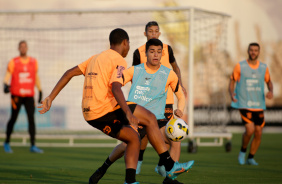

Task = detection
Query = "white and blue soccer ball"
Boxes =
[165,118,189,142]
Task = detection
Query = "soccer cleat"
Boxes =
[155,165,166,177]
[136,161,143,174]
[4,142,13,153]
[89,169,106,184]
[30,145,44,153]
[246,158,259,166]
[163,177,184,184]
[123,182,139,184]
[166,160,194,180]
[238,151,246,165]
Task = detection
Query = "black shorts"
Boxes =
[164,104,174,121]
[239,109,265,127]
[87,102,137,138]
[138,119,169,139]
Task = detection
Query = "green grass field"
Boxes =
[1,133,282,184]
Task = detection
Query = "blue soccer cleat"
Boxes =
[238,151,246,165]
[136,161,143,174]
[30,145,44,153]
[4,142,13,153]
[155,165,166,177]
[166,160,194,180]
[124,182,139,184]
[246,158,258,166]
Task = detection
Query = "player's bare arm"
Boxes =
[170,61,187,97]
[266,80,273,99]
[3,71,11,93]
[174,85,185,118]
[38,66,83,114]
[228,78,237,102]
[112,82,139,129]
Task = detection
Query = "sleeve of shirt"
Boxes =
[78,55,95,75]
[7,59,14,74]
[132,49,141,66]
[122,66,135,85]
[230,63,241,81]
[265,66,271,83]
[166,70,179,92]
[35,59,38,73]
[168,45,176,64]
[110,58,128,85]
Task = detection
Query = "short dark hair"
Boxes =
[146,39,163,52]
[109,28,129,45]
[248,42,260,50]
[19,40,27,47]
[145,21,159,32]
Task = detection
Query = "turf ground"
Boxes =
[1,133,282,184]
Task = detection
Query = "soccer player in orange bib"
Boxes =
[38,29,192,184]
[3,40,43,153]
[229,43,273,165]
[132,21,187,176]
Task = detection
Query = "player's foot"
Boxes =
[163,177,183,184]
[238,151,246,165]
[155,165,166,177]
[166,160,194,180]
[89,168,106,184]
[246,158,258,166]
[4,142,13,153]
[123,182,139,184]
[30,145,43,153]
[136,161,143,174]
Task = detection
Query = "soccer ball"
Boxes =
[165,118,189,142]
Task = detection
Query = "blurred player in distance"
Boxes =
[132,21,187,174]
[229,42,273,165]
[3,40,43,153]
[38,29,192,184]
[90,39,193,184]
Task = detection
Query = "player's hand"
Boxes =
[38,96,52,114]
[231,93,237,102]
[38,91,42,103]
[126,111,139,130]
[266,91,273,99]
[174,109,183,118]
[181,85,188,98]
[3,83,10,94]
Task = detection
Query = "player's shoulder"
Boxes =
[138,44,146,52]
[259,61,267,68]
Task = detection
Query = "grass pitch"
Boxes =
[0,133,282,184]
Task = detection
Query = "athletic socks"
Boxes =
[240,147,247,153]
[138,149,145,161]
[100,157,113,172]
[158,151,174,171]
[125,168,136,183]
[248,153,254,159]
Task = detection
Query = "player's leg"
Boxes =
[4,96,22,153]
[133,105,194,180]
[88,104,140,184]
[155,124,184,184]
[238,109,255,165]
[24,97,43,153]
[136,135,148,174]
[246,111,264,165]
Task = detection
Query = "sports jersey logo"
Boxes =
[160,70,167,75]
[88,72,98,76]
[103,126,111,134]
[83,106,90,112]
[145,77,151,80]
[116,65,125,78]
